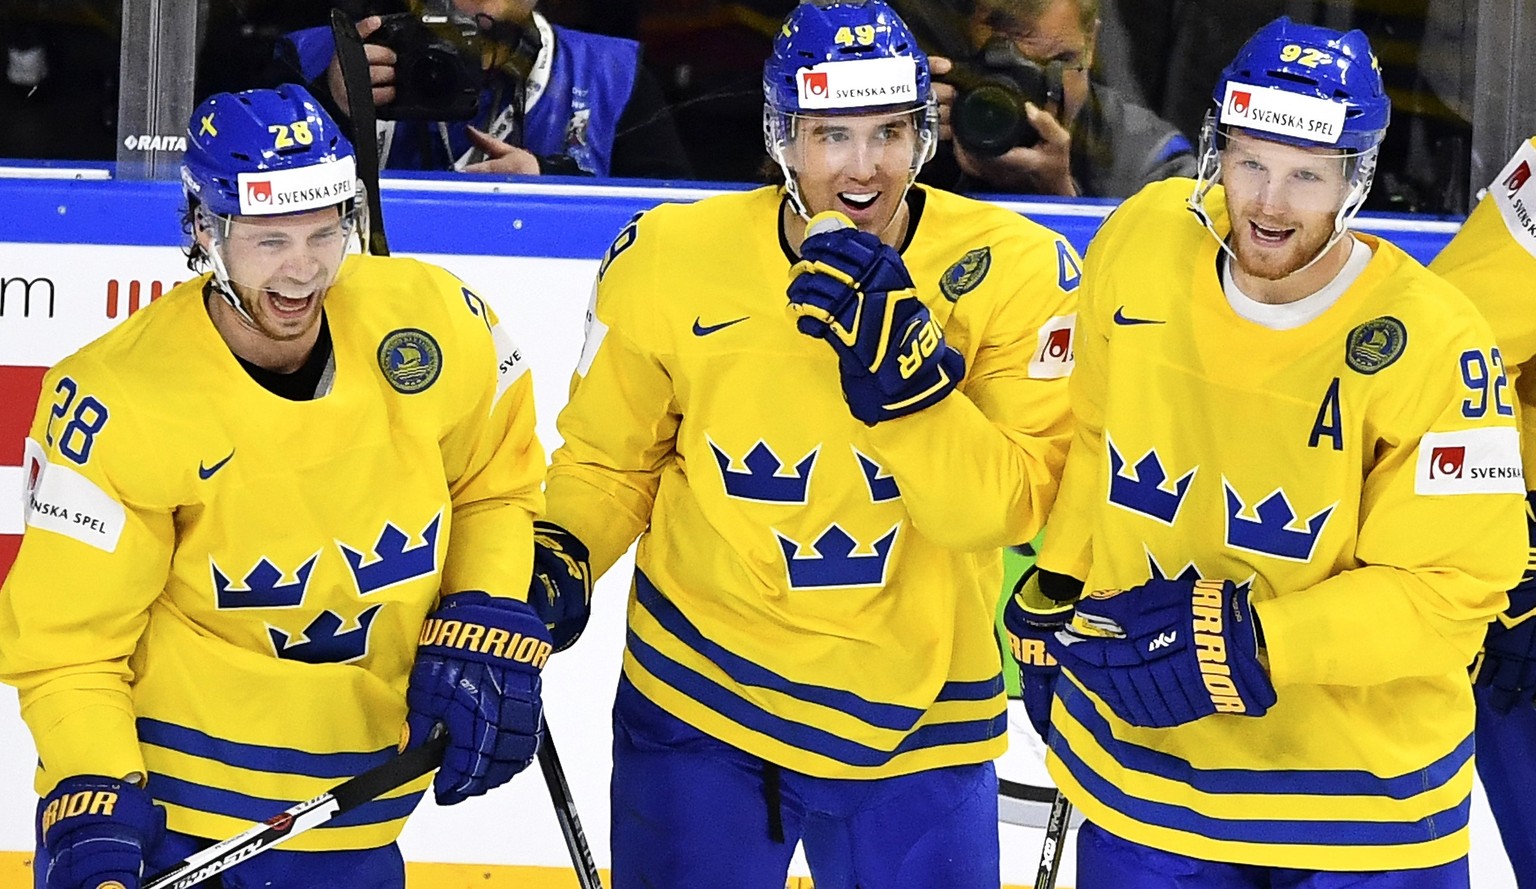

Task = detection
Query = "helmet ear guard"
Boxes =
[762,0,937,222]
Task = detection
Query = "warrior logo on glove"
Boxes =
[1052,577,1275,728]
[787,211,965,424]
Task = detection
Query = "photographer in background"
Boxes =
[274,0,692,178]
[924,0,1193,198]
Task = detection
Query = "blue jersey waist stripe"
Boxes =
[138,717,396,780]
[146,772,425,829]
[936,674,1005,702]
[1052,727,1472,846]
[1056,676,1474,799]
[635,571,927,731]
[626,628,1005,768]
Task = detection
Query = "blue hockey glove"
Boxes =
[407,591,553,806]
[527,521,594,652]
[39,775,164,889]
[1002,565,1081,740]
[1472,493,1536,714]
[787,216,964,425]
[1049,578,1275,729]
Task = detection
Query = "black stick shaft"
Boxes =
[145,732,446,889]
[1033,791,1072,889]
[538,724,604,889]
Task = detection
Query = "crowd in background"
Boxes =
[0,0,1475,212]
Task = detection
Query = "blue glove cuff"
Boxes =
[528,522,594,652]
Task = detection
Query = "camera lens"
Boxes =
[955,84,1039,157]
[407,48,460,102]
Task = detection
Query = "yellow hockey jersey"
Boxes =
[0,255,545,850]
[1430,135,1536,482]
[1038,178,1526,869]
[545,185,1079,779]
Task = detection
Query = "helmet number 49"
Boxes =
[834,25,877,47]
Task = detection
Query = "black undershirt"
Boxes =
[235,313,334,402]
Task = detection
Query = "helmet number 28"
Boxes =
[834,25,876,47]
[268,121,315,149]
[1279,44,1332,68]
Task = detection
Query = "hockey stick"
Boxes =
[1033,790,1072,889]
[538,723,605,889]
[144,728,447,889]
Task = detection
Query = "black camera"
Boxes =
[366,12,482,121]
[946,37,1064,157]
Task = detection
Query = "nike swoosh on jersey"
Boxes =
[199,451,235,480]
[693,316,749,336]
[1112,307,1165,326]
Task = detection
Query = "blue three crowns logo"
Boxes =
[709,439,902,589]
[1104,436,1334,561]
[212,512,443,663]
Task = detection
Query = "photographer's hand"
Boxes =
[462,126,541,175]
[954,102,1077,197]
[326,16,397,113]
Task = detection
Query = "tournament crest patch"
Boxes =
[378,328,443,393]
[939,247,992,302]
[1344,316,1407,375]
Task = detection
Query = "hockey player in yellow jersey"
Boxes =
[1008,17,1528,889]
[1429,136,1536,887]
[521,1,1080,886]
[0,84,551,889]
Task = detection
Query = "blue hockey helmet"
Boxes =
[764,0,937,219]
[181,84,362,325]
[1211,16,1389,154]
[1190,17,1390,263]
[764,0,933,117]
[182,83,359,220]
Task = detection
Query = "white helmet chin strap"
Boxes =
[196,208,261,329]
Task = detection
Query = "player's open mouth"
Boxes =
[1249,221,1293,246]
[838,191,879,213]
[266,291,314,317]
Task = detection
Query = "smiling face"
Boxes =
[200,205,354,347]
[1220,129,1353,283]
[785,109,923,236]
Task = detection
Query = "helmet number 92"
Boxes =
[1279,44,1333,68]
[834,25,877,47]
[268,121,315,149]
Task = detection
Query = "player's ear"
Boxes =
[192,204,215,250]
